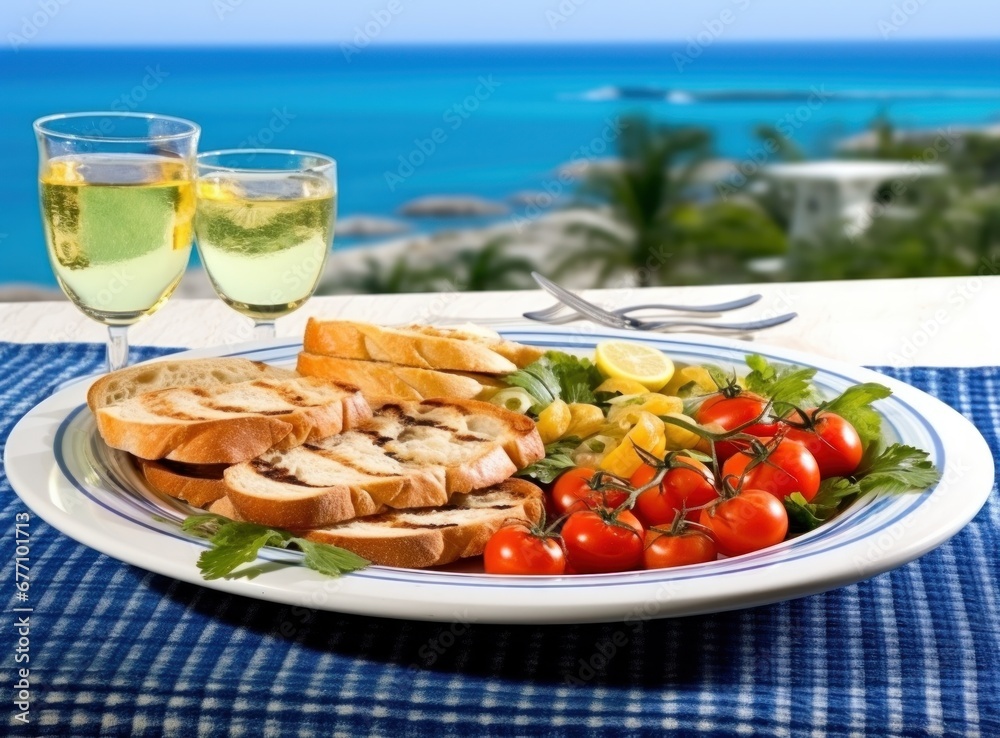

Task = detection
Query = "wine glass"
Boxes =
[193,149,337,339]
[34,112,200,372]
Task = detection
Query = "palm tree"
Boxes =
[554,115,785,286]
[453,236,536,291]
[553,117,710,286]
[319,255,452,295]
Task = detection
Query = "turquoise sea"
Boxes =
[2,42,999,288]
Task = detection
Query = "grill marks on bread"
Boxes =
[298,479,546,568]
[262,402,495,485]
[221,398,545,529]
[135,378,357,422]
[94,375,371,465]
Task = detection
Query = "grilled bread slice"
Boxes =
[139,458,230,508]
[302,319,543,374]
[88,358,296,412]
[96,376,372,465]
[206,495,241,518]
[222,398,545,529]
[296,353,505,401]
[302,479,544,568]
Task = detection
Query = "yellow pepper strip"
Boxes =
[607,393,684,429]
[661,412,704,451]
[565,403,606,440]
[661,365,720,397]
[599,411,666,478]
[536,399,572,444]
[594,377,651,396]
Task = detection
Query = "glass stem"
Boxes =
[106,325,130,372]
[254,319,276,340]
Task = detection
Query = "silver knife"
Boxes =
[530,272,640,329]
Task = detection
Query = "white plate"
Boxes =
[5,328,994,624]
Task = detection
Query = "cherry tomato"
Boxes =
[561,510,644,573]
[630,458,717,527]
[698,489,789,557]
[484,525,566,575]
[643,528,717,569]
[784,410,863,478]
[551,467,627,515]
[695,392,779,461]
[722,436,821,502]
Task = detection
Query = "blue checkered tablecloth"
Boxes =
[1,341,997,737]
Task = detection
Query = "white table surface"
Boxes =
[0,275,995,367]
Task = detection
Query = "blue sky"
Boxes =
[3,0,999,46]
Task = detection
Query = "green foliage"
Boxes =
[320,235,537,295]
[821,383,893,450]
[743,354,818,407]
[182,514,369,580]
[784,443,940,534]
[322,114,1000,295]
[452,236,536,291]
[554,115,787,287]
[320,255,451,295]
[505,351,604,410]
[517,437,582,483]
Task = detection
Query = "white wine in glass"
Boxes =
[194,150,337,339]
[35,112,199,372]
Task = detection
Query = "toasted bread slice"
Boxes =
[302,479,544,568]
[88,358,296,412]
[206,495,241,518]
[96,376,371,465]
[296,353,504,401]
[303,319,543,374]
[139,458,229,508]
[223,398,545,529]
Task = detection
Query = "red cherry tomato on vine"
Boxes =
[484,526,566,575]
[643,528,717,569]
[561,510,644,574]
[551,467,627,515]
[783,410,863,478]
[722,436,821,502]
[630,458,717,527]
[698,489,789,557]
[695,392,779,461]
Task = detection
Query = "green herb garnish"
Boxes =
[784,442,941,533]
[743,354,819,407]
[819,382,893,449]
[505,351,603,411]
[182,514,369,580]
[516,436,582,483]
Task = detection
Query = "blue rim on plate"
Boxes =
[5,327,990,622]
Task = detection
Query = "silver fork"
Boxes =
[632,313,797,332]
[523,293,761,323]
[527,272,793,332]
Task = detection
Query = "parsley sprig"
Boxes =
[819,382,893,449]
[182,514,370,580]
[742,354,819,408]
[784,442,941,533]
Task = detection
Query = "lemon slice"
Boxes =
[595,341,675,391]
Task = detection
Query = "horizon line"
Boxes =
[3,38,1000,52]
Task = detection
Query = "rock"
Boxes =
[398,196,509,217]
[554,157,621,180]
[337,215,411,238]
[507,190,561,208]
